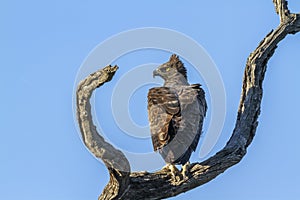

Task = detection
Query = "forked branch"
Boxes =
[76,1,300,199]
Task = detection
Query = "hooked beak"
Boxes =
[153,69,159,78]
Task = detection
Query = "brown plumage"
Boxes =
[148,55,207,169]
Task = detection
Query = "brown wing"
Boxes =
[147,87,181,151]
[187,84,207,152]
[173,84,207,155]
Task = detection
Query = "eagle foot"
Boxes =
[181,161,190,180]
[162,164,179,178]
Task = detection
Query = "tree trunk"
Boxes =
[76,1,300,199]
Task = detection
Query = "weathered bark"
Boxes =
[76,66,130,199]
[76,1,300,199]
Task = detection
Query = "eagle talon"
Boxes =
[181,161,190,180]
[162,164,179,178]
[162,164,170,171]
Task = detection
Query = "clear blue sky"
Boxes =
[1,1,300,200]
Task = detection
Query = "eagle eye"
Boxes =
[166,67,170,72]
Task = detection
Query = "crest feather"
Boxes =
[168,54,187,79]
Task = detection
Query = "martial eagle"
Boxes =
[147,54,207,178]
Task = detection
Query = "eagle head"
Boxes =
[153,54,187,80]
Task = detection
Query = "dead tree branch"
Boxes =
[76,1,300,199]
[76,66,130,199]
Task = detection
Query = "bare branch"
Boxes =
[273,0,290,22]
[76,2,300,199]
[76,65,130,199]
